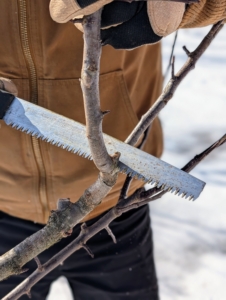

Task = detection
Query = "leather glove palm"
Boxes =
[0,78,18,96]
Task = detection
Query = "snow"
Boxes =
[47,26,226,299]
[150,25,226,300]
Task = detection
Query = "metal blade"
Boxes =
[2,97,205,200]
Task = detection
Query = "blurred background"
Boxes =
[47,26,226,299]
[151,25,226,300]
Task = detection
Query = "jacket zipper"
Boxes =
[18,0,49,222]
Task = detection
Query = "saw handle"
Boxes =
[0,90,15,119]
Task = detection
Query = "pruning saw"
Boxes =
[0,90,205,200]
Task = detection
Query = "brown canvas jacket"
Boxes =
[0,0,163,224]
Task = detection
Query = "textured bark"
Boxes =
[81,9,116,177]
[0,10,118,283]
[4,132,226,300]
[2,22,225,299]
[125,21,224,147]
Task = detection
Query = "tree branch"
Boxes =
[125,21,224,147]
[0,10,118,283]
[119,133,226,210]
[164,31,178,80]
[2,22,225,299]
[5,131,226,300]
[81,9,116,176]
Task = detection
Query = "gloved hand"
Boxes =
[0,77,18,96]
[50,0,185,49]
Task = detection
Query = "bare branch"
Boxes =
[119,175,133,200]
[5,130,226,299]
[183,45,191,56]
[0,10,119,283]
[164,31,178,80]
[125,21,224,147]
[2,22,225,299]
[105,226,117,244]
[81,9,116,176]
[118,132,226,210]
[119,126,151,201]
[17,268,29,275]
[171,56,175,79]
[34,257,44,272]
[4,130,226,300]
[82,244,94,258]
[181,133,226,173]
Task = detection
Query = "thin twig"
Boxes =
[171,56,175,79]
[0,10,118,283]
[81,9,115,175]
[118,132,226,210]
[164,31,178,80]
[119,176,133,200]
[125,21,224,147]
[119,126,151,201]
[182,134,226,173]
[82,244,94,258]
[2,22,224,299]
[5,131,226,300]
[105,226,117,244]
[34,257,44,272]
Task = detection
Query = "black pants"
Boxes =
[0,205,159,300]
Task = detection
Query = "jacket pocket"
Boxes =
[100,71,139,141]
[38,70,139,141]
[38,71,140,208]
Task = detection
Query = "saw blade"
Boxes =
[2,97,205,200]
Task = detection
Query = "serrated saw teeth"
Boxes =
[3,96,205,201]
[178,190,183,196]
[161,184,166,191]
[138,174,145,181]
[10,117,200,201]
[174,189,179,195]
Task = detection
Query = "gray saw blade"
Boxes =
[2,97,205,200]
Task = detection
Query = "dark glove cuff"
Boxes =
[77,0,97,8]
[101,4,162,49]
[0,91,15,119]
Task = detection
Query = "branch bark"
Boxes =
[4,132,226,300]
[81,9,117,176]
[2,22,225,299]
[0,10,118,282]
[1,20,224,287]
[125,21,224,147]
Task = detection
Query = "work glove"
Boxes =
[50,0,185,49]
[0,77,18,96]
[50,0,226,50]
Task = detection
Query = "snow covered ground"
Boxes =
[150,25,226,300]
[47,26,226,299]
